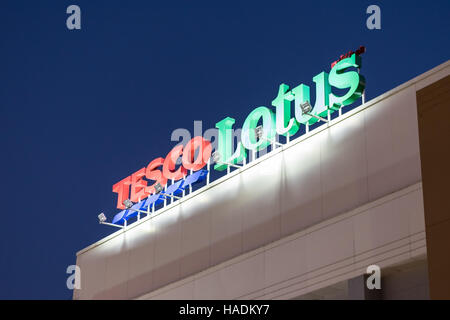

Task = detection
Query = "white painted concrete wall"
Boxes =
[138,183,426,300]
[73,61,450,300]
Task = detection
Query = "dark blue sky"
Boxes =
[0,0,448,299]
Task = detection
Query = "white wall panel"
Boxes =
[264,235,307,287]
[194,269,224,299]
[320,111,369,219]
[364,98,398,200]
[364,85,421,202]
[389,86,422,191]
[209,176,243,265]
[280,133,323,236]
[74,245,107,299]
[215,252,265,299]
[179,193,212,279]
[103,234,128,299]
[125,221,155,299]
[305,218,355,271]
[139,183,426,300]
[353,197,410,255]
[152,206,182,289]
[240,154,282,252]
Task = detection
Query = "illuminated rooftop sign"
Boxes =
[106,53,366,227]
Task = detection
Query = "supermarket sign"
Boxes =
[112,52,365,219]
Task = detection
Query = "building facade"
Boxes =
[74,61,450,300]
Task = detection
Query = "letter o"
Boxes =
[182,136,212,171]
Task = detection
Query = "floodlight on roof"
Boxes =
[99,197,152,229]
[154,182,164,194]
[98,212,124,229]
[255,125,283,147]
[98,212,107,223]
[299,101,329,123]
[123,199,153,216]
[123,199,133,209]
[254,125,264,139]
[300,101,313,114]
[211,151,221,164]
[155,182,181,200]
[211,151,242,169]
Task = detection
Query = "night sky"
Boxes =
[0,0,449,299]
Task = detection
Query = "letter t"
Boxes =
[112,176,132,209]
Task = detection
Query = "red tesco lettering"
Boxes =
[112,136,211,209]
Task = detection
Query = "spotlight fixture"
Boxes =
[97,212,124,229]
[300,101,313,114]
[254,126,264,139]
[99,199,150,230]
[299,101,329,123]
[154,182,181,200]
[154,182,164,194]
[211,151,242,169]
[122,199,151,216]
[255,125,283,147]
[211,151,221,164]
[123,199,133,209]
[98,212,107,223]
